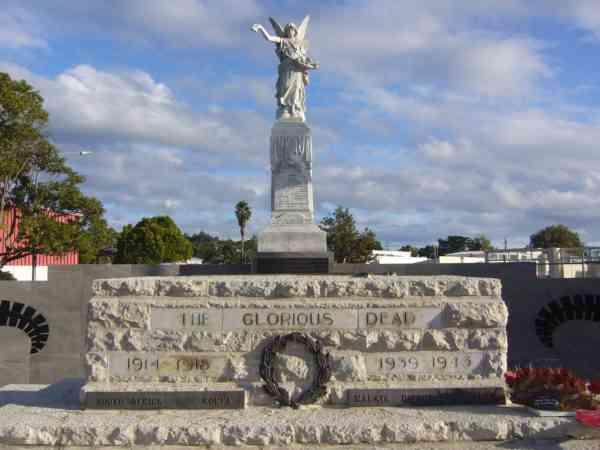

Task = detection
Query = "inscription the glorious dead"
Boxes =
[150,307,443,332]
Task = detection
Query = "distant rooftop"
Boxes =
[444,250,485,258]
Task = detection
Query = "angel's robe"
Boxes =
[275,38,311,120]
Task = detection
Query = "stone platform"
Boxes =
[1,381,600,448]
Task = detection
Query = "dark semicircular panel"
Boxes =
[0,300,49,354]
[535,294,600,348]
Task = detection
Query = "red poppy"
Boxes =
[589,380,600,395]
[556,369,575,386]
[505,371,518,386]
[577,409,600,428]
[519,367,532,378]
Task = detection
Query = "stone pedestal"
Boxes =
[258,224,326,253]
[257,120,328,272]
[266,120,316,227]
[81,275,508,410]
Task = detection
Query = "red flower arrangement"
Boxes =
[505,367,600,411]
[589,380,600,395]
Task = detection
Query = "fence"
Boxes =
[485,247,600,279]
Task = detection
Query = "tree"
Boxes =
[417,245,437,259]
[0,72,105,269]
[234,201,252,264]
[215,239,239,265]
[320,207,358,263]
[472,234,494,252]
[242,235,258,263]
[186,231,220,263]
[319,207,382,263]
[186,231,259,264]
[78,217,118,263]
[437,234,493,255]
[438,235,473,256]
[0,270,15,280]
[216,236,258,264]
[114,216,192,264]
[356,228,383,262]
[530,224,583,249]
[399,245,419,257]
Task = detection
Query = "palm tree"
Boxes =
[235,201,252,263]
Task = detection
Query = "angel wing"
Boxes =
[297,15,310,41]
[269,17,285,37]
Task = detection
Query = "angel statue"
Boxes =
[252,16,319,121]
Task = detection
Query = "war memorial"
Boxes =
[0,15,599,450]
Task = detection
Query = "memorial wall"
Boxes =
[82,275,507,409]
[1,263,598,388]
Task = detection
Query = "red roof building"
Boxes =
[1,208,79,266]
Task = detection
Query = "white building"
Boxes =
[438,250,486,264]
[1,265,48,281]
[369,250,428,264]
[486,249,543,263]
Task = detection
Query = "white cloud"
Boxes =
[4,1,600,246]
[420,138,456,162]
[0,63,270,164]
[310,1,551,99]
[1,0,263,49]
[491,182,525,210]
[106,0,263,47]
[0,10,47,49]
[313,94,600,246]
[69,143,269,236]
[164,199,181,210]
[547,0,600,41]
[452,37,551,97]
[0,62,273,236]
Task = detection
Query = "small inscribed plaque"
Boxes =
[84,391,245,410]
[346,388,505,407]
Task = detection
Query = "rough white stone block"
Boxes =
[83,275,508,407]
[258,224,327,252]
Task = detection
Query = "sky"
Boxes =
[2,1,600,248]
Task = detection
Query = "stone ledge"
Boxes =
[92,275,502,299]
[89,296,504,305]
[82,371,508,398]
[3,443,600,450]
[81,379,507,406]
[1,383,596,447]
[81,378,506,392]
[2,441,600,449]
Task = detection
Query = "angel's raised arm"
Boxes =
[251,22,282,44]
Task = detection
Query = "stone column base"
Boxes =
[256,224,330,273]
[257,224,327,253]
[253,251,332,274]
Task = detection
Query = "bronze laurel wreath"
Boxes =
[259,332,331,409]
